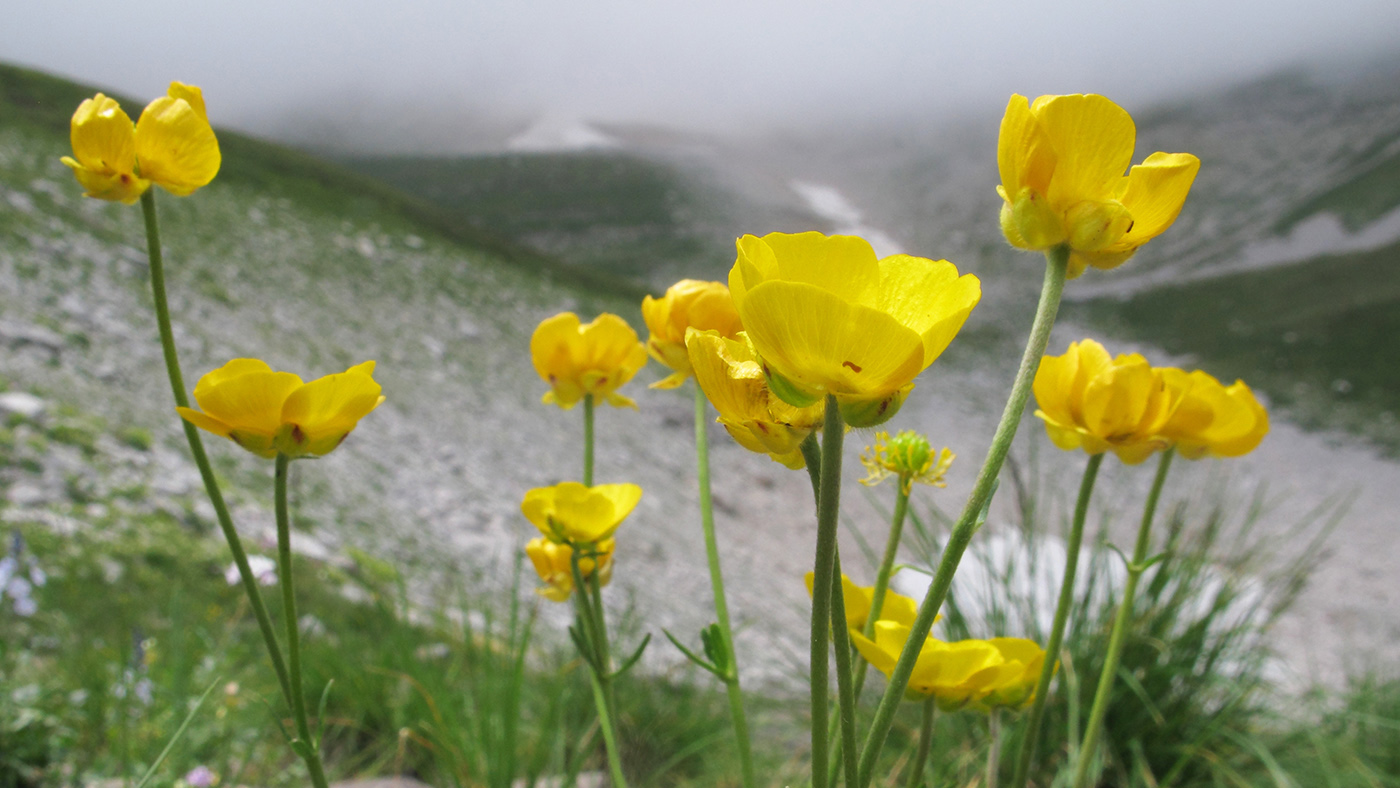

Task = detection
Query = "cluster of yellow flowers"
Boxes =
[853,625,1045,711]
[521,482,641,600]
[1033,339,1269,465]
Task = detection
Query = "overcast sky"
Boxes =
[5,0,1399,150]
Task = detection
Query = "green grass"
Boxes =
[341,152,737,283]
[1074,237,1400,453]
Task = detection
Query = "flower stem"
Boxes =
[138,190,293,707]
[583,394,595,486]
[274,455,330,788]
[1072,449,1175,788]
[693,385,756,788]
[810,394,846,788]
[830,549,859,788]
[830,484,911,778]
[857,245,1069,788]
[987,708,1002,788]
[905,698,936,788]
[1009,451,1103,788]
[571,554,628,788]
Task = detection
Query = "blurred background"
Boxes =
[3,2,1400,778]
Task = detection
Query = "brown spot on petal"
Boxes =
[228,433,243,447]
[843,361,863,373]
[291,425,305,444]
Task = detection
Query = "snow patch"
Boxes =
[506,116,620,153]
[790,181,903,257]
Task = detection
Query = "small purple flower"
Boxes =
[184,765,218,787]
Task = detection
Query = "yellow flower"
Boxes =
[1033,339,1186,464]
[804,572,921,631]
[521,482,643,545]
[997,94,1200,278]
[728,232,980,426]
[686,329,824,469]
[978,638,1048,710]
[530,312,648,410]
[851,623,1011,709]
[642,280,744,389]
[176,359,384,459]
[1158,370,1269,459]
[859,430,955,495]
[525,536,615,602]
[61,83,221,204]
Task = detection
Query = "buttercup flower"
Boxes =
[859,430,955,495]
[978,638,1047,710]
[521,482,643,545]
[997,94,1200,278]
[804,572,920,631]
[728,232,980,426]
[62,82,221,204]
[531,312,648,409]
[1033,339,1187,464]
[642,280,744,389]
[851,623,1011,709]
[686,329,823,469]
[176,359,384,459]
[525,536,615,602]
[1159,370,1269,459]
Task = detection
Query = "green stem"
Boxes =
[1009,451,1104,788]
[830,549,859,788]
[801,432,822,505]
[810,395,846,788]
[274,455,330,788]
[583,394,595,486]
[138,191,293,707]
[1072,449,1175,788]
[570,553,629,788]
[905,698,936,788]
[831,484,911,779]
[858,245,1070,788]
[987,709,1002,788]
[694,385,756,788]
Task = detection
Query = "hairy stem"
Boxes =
[858,245,1069,788]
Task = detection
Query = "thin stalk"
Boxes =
[905,699,935,788]
[1072,449,1175,788]
[693,385,756,788]
[830,484,911,779]
[583,394,595,486]
[139,190,293,707]
[570,553,628,788]
[987,709,1002,788]
[801,432,823,504]
[830,550,859,788]
[1009,452,1104,788]
[858,245,1070,788]
[274,455,330,788]
[810,395,846,788]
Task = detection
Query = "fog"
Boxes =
[5,0,1399,151]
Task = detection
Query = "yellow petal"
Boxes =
[522,482,642,544]
[997,94,1057,201]
[193,370,304,439]
[1033,94,1136,210]
[166,82,208,122]
[1033,349,1080,429]
[134,94,221,196]
[1113,152,1200,250]
[192,358,278,401]
[739,281,925,399]
[278,363,384,456]
[732,232,879,308]
[875,255,982,367]
[1081,354,1154,439]
[63,94,149,203]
